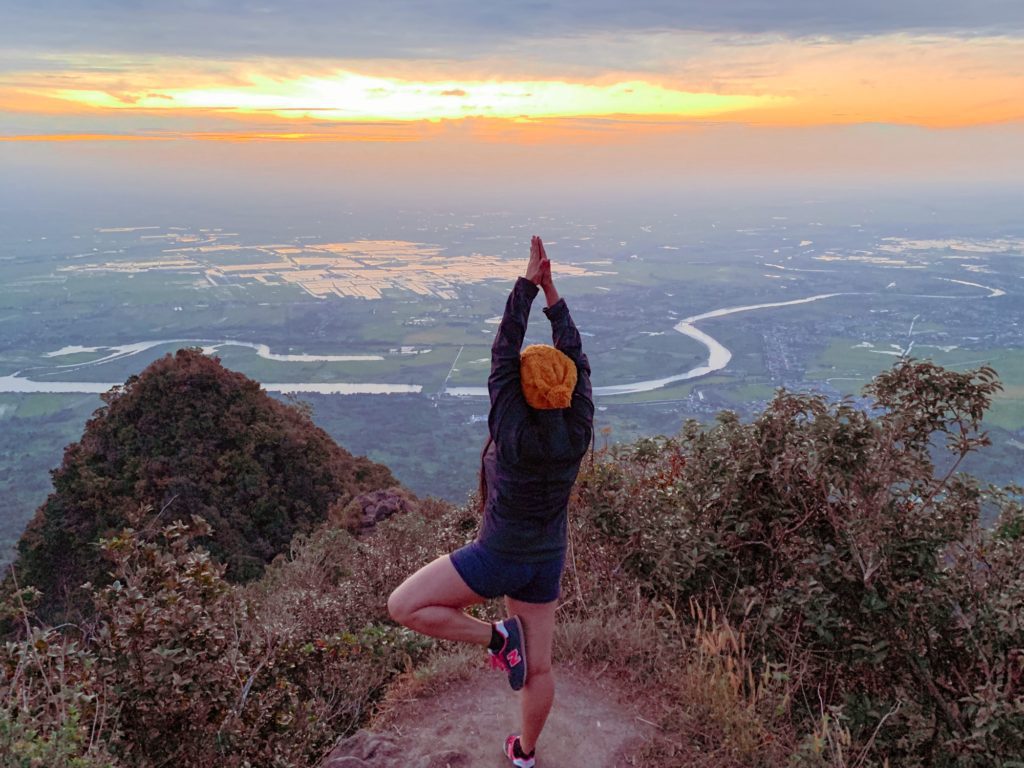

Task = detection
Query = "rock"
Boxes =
[416,750,470,768]
[335,486,417,535]
[322,731,402,766]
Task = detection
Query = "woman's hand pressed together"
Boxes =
[525,235,548,285]
[536,237,560,308]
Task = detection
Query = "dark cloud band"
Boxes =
[4,0,1024,59]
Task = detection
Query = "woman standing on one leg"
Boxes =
[388,235,594,767]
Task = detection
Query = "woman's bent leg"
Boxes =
[505,596,557,754]
[387,554,492,645]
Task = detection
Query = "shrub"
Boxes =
[0,585,120,768]
[2,501,447,767]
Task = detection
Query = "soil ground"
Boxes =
[320,660,657,767]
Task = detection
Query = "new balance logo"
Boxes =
[507,649,521,667]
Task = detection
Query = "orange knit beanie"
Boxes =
[520,344,577,409]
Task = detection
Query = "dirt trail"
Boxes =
[321,663,656,767]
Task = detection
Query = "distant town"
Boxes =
[64,231,607,300]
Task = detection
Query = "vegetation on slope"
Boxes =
[1,358,1021,767]
[0,503,459,767]
[565,359,1023,766]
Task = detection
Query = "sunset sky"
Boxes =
[3,1,1024,205]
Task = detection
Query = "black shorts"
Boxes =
[449,541,565,604]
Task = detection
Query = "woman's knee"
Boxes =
[387,584,414,626]
[388,554,484,627]
[526,664,554,688]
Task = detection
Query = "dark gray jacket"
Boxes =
[477,277,594,562]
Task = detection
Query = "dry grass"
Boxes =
[550,588,812,768]
[368,644,481,729]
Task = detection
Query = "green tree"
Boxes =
[574,360,1023,765]
[7,349,397,625]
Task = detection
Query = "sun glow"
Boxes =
[47,70,786,122]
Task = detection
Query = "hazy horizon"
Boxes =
[4,1,1024,208]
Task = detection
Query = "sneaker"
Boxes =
[488,616,527,691]
[504,734,536,767]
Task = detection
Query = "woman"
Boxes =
[388,235,594,767]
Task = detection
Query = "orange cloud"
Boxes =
[0,133,169,142]
[2,33,1023,144]
[0,130,420,143]
[660,34,1024,128]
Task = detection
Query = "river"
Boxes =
[0,281,1002,397]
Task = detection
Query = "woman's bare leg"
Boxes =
[387,554,492,645]
[505,596,557,754]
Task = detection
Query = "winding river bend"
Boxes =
[0,283,1002,397]
[2,341,415,395]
